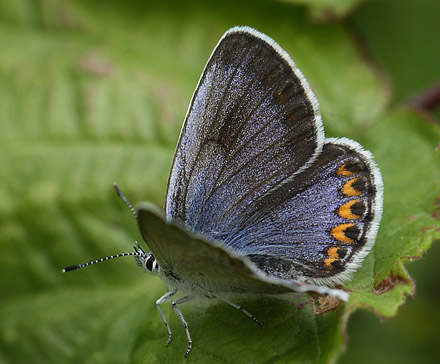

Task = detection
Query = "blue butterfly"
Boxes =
[63,26,383,358]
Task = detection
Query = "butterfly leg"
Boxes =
[211,293,262,326]
[171,295,193,358]
[156,290,177,347]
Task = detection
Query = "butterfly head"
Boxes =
[134,243,160,273]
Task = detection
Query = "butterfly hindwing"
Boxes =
[227,138,383,286]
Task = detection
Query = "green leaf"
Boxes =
[352,0,440,104]
[1,1,438,363]
[280,0,367,20]
[346,110,440,313]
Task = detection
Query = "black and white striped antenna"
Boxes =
[61,183,142,274]
[113,182,138,220]
[61,251,141,273]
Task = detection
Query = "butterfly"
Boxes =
[63,26,383,358]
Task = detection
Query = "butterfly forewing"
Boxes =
[166,27,324,239]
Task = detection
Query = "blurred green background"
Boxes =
[1,0,439,363]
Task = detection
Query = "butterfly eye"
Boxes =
[146,256,155,271]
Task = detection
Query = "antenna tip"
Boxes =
[61,265,78,273]
[113,182,123,197]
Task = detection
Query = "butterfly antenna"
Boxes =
[113,182,138,220]
[61,242,147,273]
[61,252,139,273]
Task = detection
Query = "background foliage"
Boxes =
[1,0,439,363]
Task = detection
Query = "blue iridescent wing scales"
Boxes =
[166,27,324,239]
[229,139,383,286]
